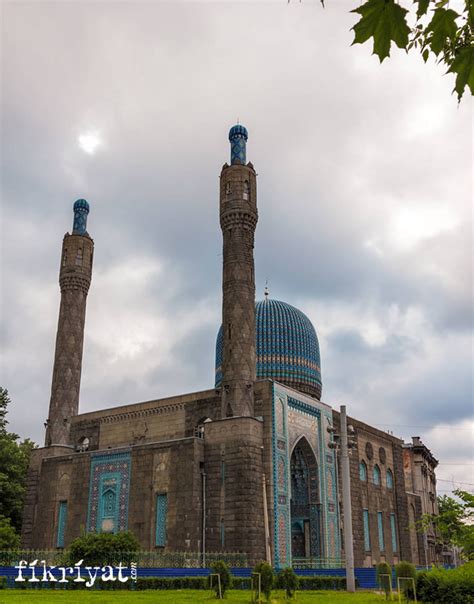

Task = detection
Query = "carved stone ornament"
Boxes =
[365,441,374,460]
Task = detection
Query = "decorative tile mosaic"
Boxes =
[155,494,168,547]
[272,386,341,568]
[87,450,131,534]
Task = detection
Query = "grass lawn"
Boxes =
[0,589,388,603]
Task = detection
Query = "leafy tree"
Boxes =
[376,561,392,598]
[418,489,474,561]
[0,516,20,549]
[210,560,232,597]
[253,561,274,601]
[65,531,140,566]
[291,0,473,101]
[0,387,36,534]
[277,567,299,599]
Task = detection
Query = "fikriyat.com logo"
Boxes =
[15,559,138,587]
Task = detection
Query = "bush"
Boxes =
[376,562,392,597]
[0,577,7,590]
[395,560,416,580]
[416,562,474,604]
[395,561,416,600]
[277,567,299,598]
[64,531,140,567]
[253,561,274,601]
[0,517,20,549]
[210,560,232,597]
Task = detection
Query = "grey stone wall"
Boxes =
[204,416,265,563]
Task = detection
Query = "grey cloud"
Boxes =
[1,1,472,489]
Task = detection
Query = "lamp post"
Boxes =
[328,405,357,592]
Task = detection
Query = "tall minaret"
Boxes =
[219,125,258,417]
[45,199,94,446]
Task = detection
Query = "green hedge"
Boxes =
[136,577,208,590]
[12,580,130,591]
[0,577,7,590]
[137,574,349,591]
[416,562,474,604]
[276,575,349,591]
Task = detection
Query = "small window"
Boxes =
[387,469,394,489]
[225,182,231,195]
[359,460,367,481]
[363,509,370,551]
[62,249,68,267]
[373,464,381,486]
[243,180,250,200]
[390,513,397,552]
[75,248,83,266]
[56,501,68,548]
[220,519,225,547]
[377,511,385,551]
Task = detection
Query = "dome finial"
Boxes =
[72,198,90,235]
[264,282,270,302]
[228,124,248,165]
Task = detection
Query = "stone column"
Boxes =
[45,199,93,446]
[219,125,258,418]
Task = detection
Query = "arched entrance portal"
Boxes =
[290,437,321,560]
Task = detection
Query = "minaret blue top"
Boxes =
[72,199,90,235]
[229,124,248,165]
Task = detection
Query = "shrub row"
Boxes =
[134,574,349,591]
[416,562,474,604]
[279,575,348,591]
[1,578,130,590]
[136,577,208,590]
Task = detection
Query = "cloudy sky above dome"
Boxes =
[1,2,472,496]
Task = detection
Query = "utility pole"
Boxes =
[340,405,356,592]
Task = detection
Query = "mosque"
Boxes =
[21,126,440,568]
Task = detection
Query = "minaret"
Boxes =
[219,125,258,417]
[45,199,94,446]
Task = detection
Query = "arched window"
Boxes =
[386,469,394,489]
[359,460,367,481]
[373,464,381,486]
[243,180,250,200]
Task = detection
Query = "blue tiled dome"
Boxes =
[215,299,322,399]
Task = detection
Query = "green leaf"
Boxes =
[423,48,430,62]
[351,0,410,62]
[447,45,474,100]
[415,0,430,19]
[425,8,460,55]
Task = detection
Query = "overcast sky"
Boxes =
[1,1,472,497]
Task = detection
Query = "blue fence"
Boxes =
[0,565,383,589]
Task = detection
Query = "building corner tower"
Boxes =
[45,199,94,446]
[219,125,258,417]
